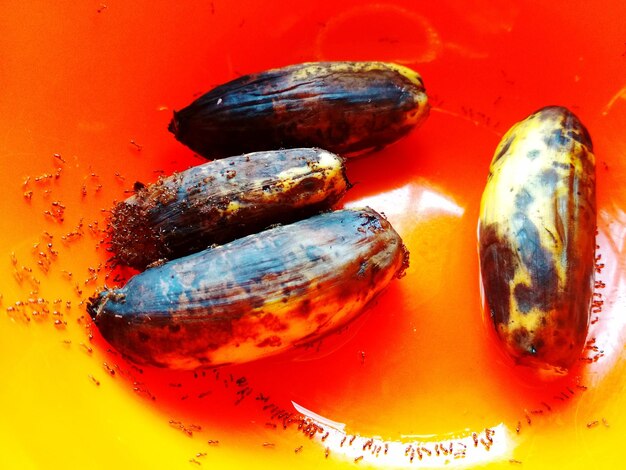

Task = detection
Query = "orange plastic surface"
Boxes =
[2,1,626,468]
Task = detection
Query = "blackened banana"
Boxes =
[108,148,349,270]
[89,208,409,369]
[169,61,429,158]
[478,106,596,377]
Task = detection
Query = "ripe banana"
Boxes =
[108,148,349,270]
[168,61,429,158]
[478,106,596,377]
[89,208,409,369]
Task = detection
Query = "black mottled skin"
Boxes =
[88,208,409,369]
[168,62,428,158]
[108,148,348,270]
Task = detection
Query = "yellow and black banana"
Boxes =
[89,208,409,370]
[478,106,596,377]
[168,61,429,158]
[108,148,349,270]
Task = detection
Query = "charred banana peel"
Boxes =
[108,148,349,270]
[478,106,596,377]
[169,61,429,158]
[89,208,409,369]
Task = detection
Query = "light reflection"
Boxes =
[345,181,464,224]
[601,82,626,116]
[582,208,626,385]
[419,188,465,217]
[292,401,346,433]
[292,400,513,467]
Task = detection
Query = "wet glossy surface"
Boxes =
[1,0,626,468]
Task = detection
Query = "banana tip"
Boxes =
[168,112,179,136]
[86,294,103,321]
[86,289,116,322]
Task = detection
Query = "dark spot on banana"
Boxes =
[514,189,534,210]
[527,149,540,160]
[493,135,514,164]
[478,224,517,326]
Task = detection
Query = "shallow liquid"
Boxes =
[2,1,626,468]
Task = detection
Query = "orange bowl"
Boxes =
[2,1,626,468]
